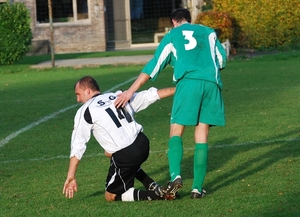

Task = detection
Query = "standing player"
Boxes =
[115,8,227,199]
[62,76,175,201]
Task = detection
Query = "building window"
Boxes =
[36,0,89,24]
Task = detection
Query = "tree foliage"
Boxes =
[213,0,300,49]
[194,11,235,43]
[0,2,32,65]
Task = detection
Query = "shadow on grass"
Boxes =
[85,190,104,198]
[203,129,299,193]
[143,127,299,199]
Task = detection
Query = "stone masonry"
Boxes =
[20,0,106,54]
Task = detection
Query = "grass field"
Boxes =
[1,50,300,217]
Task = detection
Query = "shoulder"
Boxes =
[95,92,118,101]
[195,23,215,32]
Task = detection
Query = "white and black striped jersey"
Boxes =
[70,87,160,160]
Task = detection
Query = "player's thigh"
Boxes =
[199,82,225,126]
[171,79,203,126]
[106,134,148,195]
[106,157,138,195]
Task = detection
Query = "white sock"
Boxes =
[121,187,135,201]
[173,175,181,181]
[191,189,200,194]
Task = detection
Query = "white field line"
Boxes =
[0,137,299,164]
[0,105,78,148]
[0,76,137,148]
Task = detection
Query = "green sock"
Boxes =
[192,143,208,191]
[167,136,183,181]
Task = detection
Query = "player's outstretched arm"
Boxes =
[157,87,175,99]
[63,156,80,199]
[115,73,150,108]
[129,87,175,113]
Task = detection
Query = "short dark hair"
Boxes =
[76,76,100,91]
[170,8,191,24]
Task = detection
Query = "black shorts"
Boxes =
[105,132,149,194]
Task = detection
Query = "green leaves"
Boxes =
[213,0,300,49]
[0,2,32,65]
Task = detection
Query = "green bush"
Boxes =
[194,11,234,43]
[0,2,32,65]
[213,0,300,49]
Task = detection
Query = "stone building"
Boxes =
[3,0,203,54]
[19,0,106,54]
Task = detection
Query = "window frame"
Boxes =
[35,0,91,27]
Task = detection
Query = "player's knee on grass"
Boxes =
[105,191,116,201]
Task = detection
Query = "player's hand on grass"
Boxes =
[63,177,78,199]
[115,90,133,108]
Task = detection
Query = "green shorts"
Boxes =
[171,78,225,126]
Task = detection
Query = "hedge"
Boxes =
[0,2,32,65]
[213,0,300,49]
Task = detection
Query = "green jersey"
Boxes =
[142,23,226,89]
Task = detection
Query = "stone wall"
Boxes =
[21,0,106,54]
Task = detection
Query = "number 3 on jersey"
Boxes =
[182,30,197,50]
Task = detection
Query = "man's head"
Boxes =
[170,8,191,27]
[75,76,100,103]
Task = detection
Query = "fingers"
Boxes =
[114,97,121,108]
[114,97,126,108]
[67,189,74,198]
[64,187,75,198]
[62,181,77,199]
[104,151,112,158]
[114,92,129,108]
[114,100,122,108]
